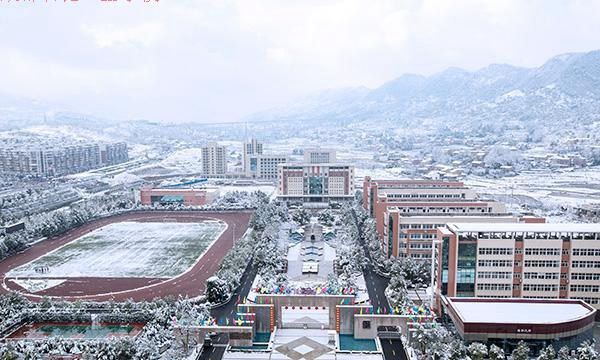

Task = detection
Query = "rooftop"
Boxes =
[446,297,595,325]
[447,222,600,233]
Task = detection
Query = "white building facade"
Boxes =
[277,163,355,203]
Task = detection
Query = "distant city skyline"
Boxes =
[1,0,600,123]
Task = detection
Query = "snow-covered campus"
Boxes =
[4,5,600,358]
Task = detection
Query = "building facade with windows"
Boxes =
[277,163,354,203]
[303,148,336,164]
[245,154,289,180]
[201,142,227,176]
[435,223,600,310]
[362,178,499,242]
[242,138,263,173]
[382,212,535,259]
[0,141,128,177]
[138,187,218,206]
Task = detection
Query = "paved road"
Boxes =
[210,262,257,324]
[381,338,408,360]
[351,209,391,311]
[0,211,252,302]
[197,344,226,360]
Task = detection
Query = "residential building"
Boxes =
[0,141,128,177]
[277,163,354,203]
[304,148,336,164]
[436,223,600,310]
[201,142,227,176]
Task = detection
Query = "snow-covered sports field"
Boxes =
[8,221,226,279]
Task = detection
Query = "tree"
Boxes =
[317,211,335,226]
[512,341,530,360]
[537,345,556,360]
[292,209,311,225]
[468,342,488,360]
[205,276,229,304]
[557,346,574,360]
[576,341,598,360]
[489,344,505,360]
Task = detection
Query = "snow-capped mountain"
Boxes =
[246,50,600,128]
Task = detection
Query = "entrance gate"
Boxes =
[281,306,329,329]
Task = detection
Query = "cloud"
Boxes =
[1,0,600,123]
[82,22,164,48]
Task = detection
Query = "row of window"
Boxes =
[409,243,433,249]
[477,283,513,291]
[388,194,464,199]
[572,261,600,268]
[479,248,513,255]
[572,297,600,304]
[477,271,513,279]
[570,285,600,292]
[478,260,513,267]
[571,273,600,281]
[572,249,600,257]
[523,272,559,280]
[524,248,561,256]
[523,260,560,268]
[400,223,446,229]
[523,284,558,292]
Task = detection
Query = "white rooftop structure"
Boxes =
[447,222,600,233]
[449,299,593,324]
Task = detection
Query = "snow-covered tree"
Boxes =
[292,209,311,225]
[576,341,598,360]
[537,345,556,360]
[468,342,488,360]
[557,346,575,360]
[512,341,530,360]
[488,344,505,360]
[206,276,230,304]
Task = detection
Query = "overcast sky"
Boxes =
[1,0,600,123]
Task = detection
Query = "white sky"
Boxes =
[1,0,600,123]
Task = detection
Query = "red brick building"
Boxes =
[139,187,217,206]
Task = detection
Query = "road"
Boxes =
[351,208,391,311]
[380,338,409,360]
[210,262,257,324]
[196,262,257,360]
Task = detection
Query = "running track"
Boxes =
[0,211,252,302]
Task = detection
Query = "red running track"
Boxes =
[0,211,252,302]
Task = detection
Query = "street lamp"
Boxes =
[429,238,443,310]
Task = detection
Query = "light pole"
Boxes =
[232,224,236,247]
[429,238,443,310]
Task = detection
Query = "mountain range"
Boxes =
[246,50,600,129]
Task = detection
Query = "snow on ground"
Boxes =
[466,167,600,209]
[10,279,66,293]
[8,221,225,279]
[158,148,202,172]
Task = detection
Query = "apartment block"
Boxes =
[277,163,354,203]
[436,223,600,310]
[0,141,128,177]
[201,142,227,176]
